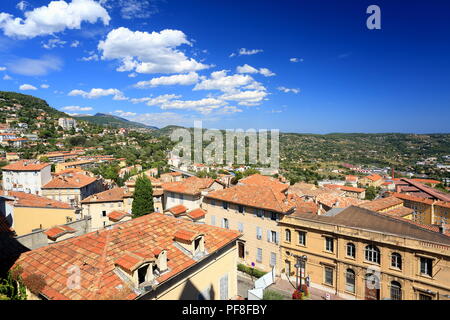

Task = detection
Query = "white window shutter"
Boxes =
[267,230,271,242]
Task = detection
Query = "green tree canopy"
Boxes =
[131,175,154,218]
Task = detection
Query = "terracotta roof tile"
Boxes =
[358,196,404,212]
[81,188,132,204]
[168,205,188,216]
[11,213,240,300]
[107,210,131,222]
[1,191,72,209]
[162,176,214,195]
[43,173,97,189]
[2,160,50,171]
[239,174,288,193]
[44,225,76,240]
[187,208,206,220]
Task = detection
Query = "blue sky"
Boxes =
[0,0,449,133]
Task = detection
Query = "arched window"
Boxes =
[346,243,356,258]
[390,281,402,300]
[345,269,355,293]
[285,229,291,242]
[365,245,380,264]
[391,252,402,269]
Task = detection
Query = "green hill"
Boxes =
[74,113,158,130]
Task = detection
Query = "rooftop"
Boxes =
[0,191,72,209]
[358,196,404,212]
[43,173,98,189]
[162,176,214,196]
[2,160,50,171]
[81,187,132,204]
[12,213,240,300]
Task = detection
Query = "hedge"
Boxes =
[237,263,267,278]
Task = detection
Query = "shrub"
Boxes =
[237,263,267,278]
[263,290,284,300]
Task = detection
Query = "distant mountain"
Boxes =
[73,113,158,130]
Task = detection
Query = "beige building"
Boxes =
[80,187,133,230]
[203,174,294,274]
[55,160,96,173]
[279,206,450,300]
[359,174,384,187]
[0,191,76,236]
[42,173,102,208]
[11,213,241,300]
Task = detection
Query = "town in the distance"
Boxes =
[0,91,449,301]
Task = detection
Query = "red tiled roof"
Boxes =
[324,184,365,193]
[115,252,154,274]
[44,225,76,240]
[391,192,435,205]
[187,208,206,220]
[168,205,188,216]
[173,229,201,242]
[81,188,132,204]
[43,173,97,189]
[12,213,240,300]
[364,174,382,181]
[107,210,131,222]
[239,174,288,193]
[435,201,450,209]
[2,160,50,171]
[206,184,295,213]
[358,196,404,212]
[382,206,415,218]
[162,176,214,195]
[1,191,72,209]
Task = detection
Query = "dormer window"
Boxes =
[174,229,205,257]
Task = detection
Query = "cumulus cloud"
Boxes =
[19,84,37,90]
[130,94,181,106]
[42,38,66,49]
[277,86,300,94]
[5,55,62,76]
[194,70,255,93]
[16,1,29,11]
[61,105,92,111]
[70,40,80,48]
[0,0,111,39]
[41,84,50,89]
[68,88,127,100]
[114,109,137,117]
[80,51,99,61]
[230,48,263,57]
[134,72,199,88]
[118,0,158,19]
[0,67,6,71]
[98,27,210,74]
[220,90,268,106]
[236,64,275,77]
[3,74,12,80]
[160,97,227,114]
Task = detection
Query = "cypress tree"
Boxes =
[131,175,154,218]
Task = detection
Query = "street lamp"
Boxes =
[287,252,307,292]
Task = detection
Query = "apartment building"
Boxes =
[0,191,76,236]
[162,176,223,211]
[279,206,450,300]
[58,117,77,130]
[359,174,384,187]
[1,160,52,195]
[41,173,102,207]
[55,160,96,173]
[358,196,414,220]
[11,213,241,300]
[80,187,133,230]
[203,175,295,274]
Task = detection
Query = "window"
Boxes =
[238,205,244,213]
[238,242,245,258]
[102,210,106,217]
[219,274,228,300]
[391,253,402,269]
[346,243,356,258]
[256,227,262,240]
[365,245,380,264]
[270,212,277,221]
[298,231,306,246]
[390,281,402,300]
[324,266,333,286]
[270,252,277,267]
[256,248,262,263]
[345,269,355,293]
[420,257,433,276]
[138,264,149,284]
[419,293,432,300]
[222,218,229,229]
[238,222,244,233]
[211,215,216,226]
[256,209,263,218]
[325,237,334,252]
[268,230,278,244]
[285,229,291,242]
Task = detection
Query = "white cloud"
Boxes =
[130,94,181,106]
[98,27,210,74]
[118,0,157,20]
[134,72,199,88]
[68,88,127,100]
[41,84,50,89]
[3,74,12,80]
[290,57,304,63]
[0,0,110,39]
[19,84,37,90]
[81,52,99,61]
[42,38,66,49]
[70,40,80,48]
[194,70,255,93]
[114,109,137,117]
[218,106,243,114]
[277,86,300,94]
[128,72,137,78]
[160,97,227,114]
[61,105,92,111]
[16,1,29,11]
[220,90,268,106]
[236,64,275,77]
[6,55,62,76]
[0,67,6,71]
[128,112,197,128]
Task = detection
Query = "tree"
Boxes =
[132,175,154,218]
[365,186,377,200]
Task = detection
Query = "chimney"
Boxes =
[439,223,446,234]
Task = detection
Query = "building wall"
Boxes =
[81,198,133,230]
[42,182,101,207]
[203,198,282,274]
[152,244,238,300]
[279,214,450,300]
[434,205,449,225]
[164,192,201,211]
[12,206,77,236]
[402,199,433,225]
[2,166,51,195]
